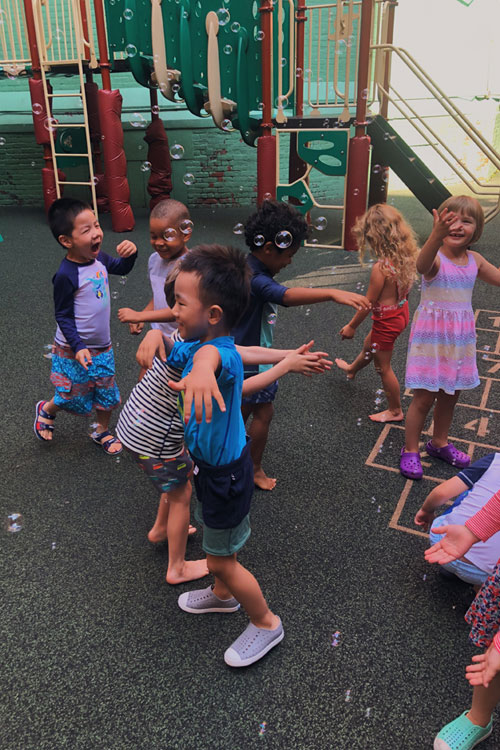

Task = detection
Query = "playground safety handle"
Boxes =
[151,0,175,101]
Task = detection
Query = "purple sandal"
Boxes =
[425,440,470,469]
[400,449,423,480]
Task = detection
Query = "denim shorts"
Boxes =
[128,447,193,494]
[430,516,489,587]
[241,379,278,406]
[50,343,120,415]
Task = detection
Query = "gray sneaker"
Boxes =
[178,585,240,614]
[224,618,284,667]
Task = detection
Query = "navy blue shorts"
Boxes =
[241,379,278,406]
[193,441,254,530]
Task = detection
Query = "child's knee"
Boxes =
[254,402,274,424]
[207,554,234,576]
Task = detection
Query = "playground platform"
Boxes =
[1,194,500,749]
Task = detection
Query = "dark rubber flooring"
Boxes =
[1,196,500,750]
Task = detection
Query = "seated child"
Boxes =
[34,197,137,454]
[120,274,330,586]
[167,243,329,666]
[233,200,370,490]
[414,452,500,587]
[117,198,191,338]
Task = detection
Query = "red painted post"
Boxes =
[257,0,276,204]
[288,0,307,192]
[343,0,374,251]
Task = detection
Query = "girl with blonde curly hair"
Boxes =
[335,203,418,423]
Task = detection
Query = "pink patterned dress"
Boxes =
[405,251,479,395]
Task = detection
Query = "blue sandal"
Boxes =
[34,400,55,441]
[91,430,123,456]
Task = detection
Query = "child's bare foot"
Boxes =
[148,524,197,543]
[254,468,277,491]
[369,409,404,423]
[166,558,209,584]
[334,358,355,380]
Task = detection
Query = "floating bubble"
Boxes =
[263,192,272,201]
[258,722,267,736]
[361,88,368,99]
[275,230,292,249]
[305,308,310,316]
[314,216,327,231]
[164,227,178,242]
[32,102,43,116]
[331,630,340,646]
[183,173,195,185]
[281,57,287,67]
[267,312,277,325]
[44,117,57,133]
[172,83,181,93]
[130,112,147,128]
[151,104,160,115]
[365,708,372,719]
[423,574,427,581]
[0,136,6,146]
[257,102,264,111]
[140,161,152,172]
[295,67,303,78]
[233,223,244,235]
[217,7,230,25]
[221,118,233,131]
[170,143,184,159]
[111,291,119,300]
[372,164,382,174]
[223,44,232,55]
[254,234,265,247]
[179,218,193,235]
[484,345,491,351]
[230,21,240,32]
[115,456,121,464]
[275,95,288,108]
[51,542,56,550]
[92,175,99,186]
[310,238,319,245]
[353,188,360,196]
[6,513,23,533]
[254,29,264,41]
[119,276,127,285]
[125,43,137,58]
[345,689,352,702]
[123,8,134,20]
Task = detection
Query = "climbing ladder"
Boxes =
[32,0,98,213]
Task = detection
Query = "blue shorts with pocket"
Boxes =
[193,440,253,556]
[50,342,120,415]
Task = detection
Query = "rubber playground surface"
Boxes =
[1,194,500,749]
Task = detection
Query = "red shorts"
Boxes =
[370,301,409,352]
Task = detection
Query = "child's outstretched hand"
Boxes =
[424,523,480,565]
[136,329,166,368]
[414,508,435,533]
[76,348,93,370]
[466,642,500,688]
[168,370,226,424]
[128,322,144,335]
[431,207,457,240]
[330,290,371,311]
[116,240,137,258]
[118,307,139,323]
[283,341,332,376]
[339,324,356,340]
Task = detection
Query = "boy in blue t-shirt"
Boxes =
[167,243,285,667]
[34,198,137,454]
[233,200,370,490]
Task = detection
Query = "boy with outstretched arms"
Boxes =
[34,198,137,454]
[232,200,370,490]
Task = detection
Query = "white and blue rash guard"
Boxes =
[53,251,137,354]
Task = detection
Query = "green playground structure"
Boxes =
[1,0,500,244]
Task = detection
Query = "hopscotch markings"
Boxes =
[368,308,500,536]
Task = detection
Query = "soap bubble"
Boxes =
[163,228,178,242]
[0,136,6,146]
[170,143,184,159]
[231,21,240,32]
[172,83,181,93]
[254,29,264,41]
[353,188,360,196]
[130,112,147,128]
[125,44,137,58]
[119,276,127,285]
[221,118,233,131]
[32,102,43,116]
[6,513,23,532]
[281,57,287,67]
[223,44,232,55]
[263,192,272,201]
[140,161,151,172]
[267,312,277,325]
[254,234,265,247]
[123,8,134,20]
[217,8,230,25]
[151,104,160,115]
[275,230,292,249]
[314,216,327,231]
[275,95,288,108]
[31,161,36,167]
[310,238,319,245]
[179,219,193,235]
[44,117,57,133]
[233,223,244,235]
[111,291,119,300]
[183,172,195,185]
[372,164,382,174]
